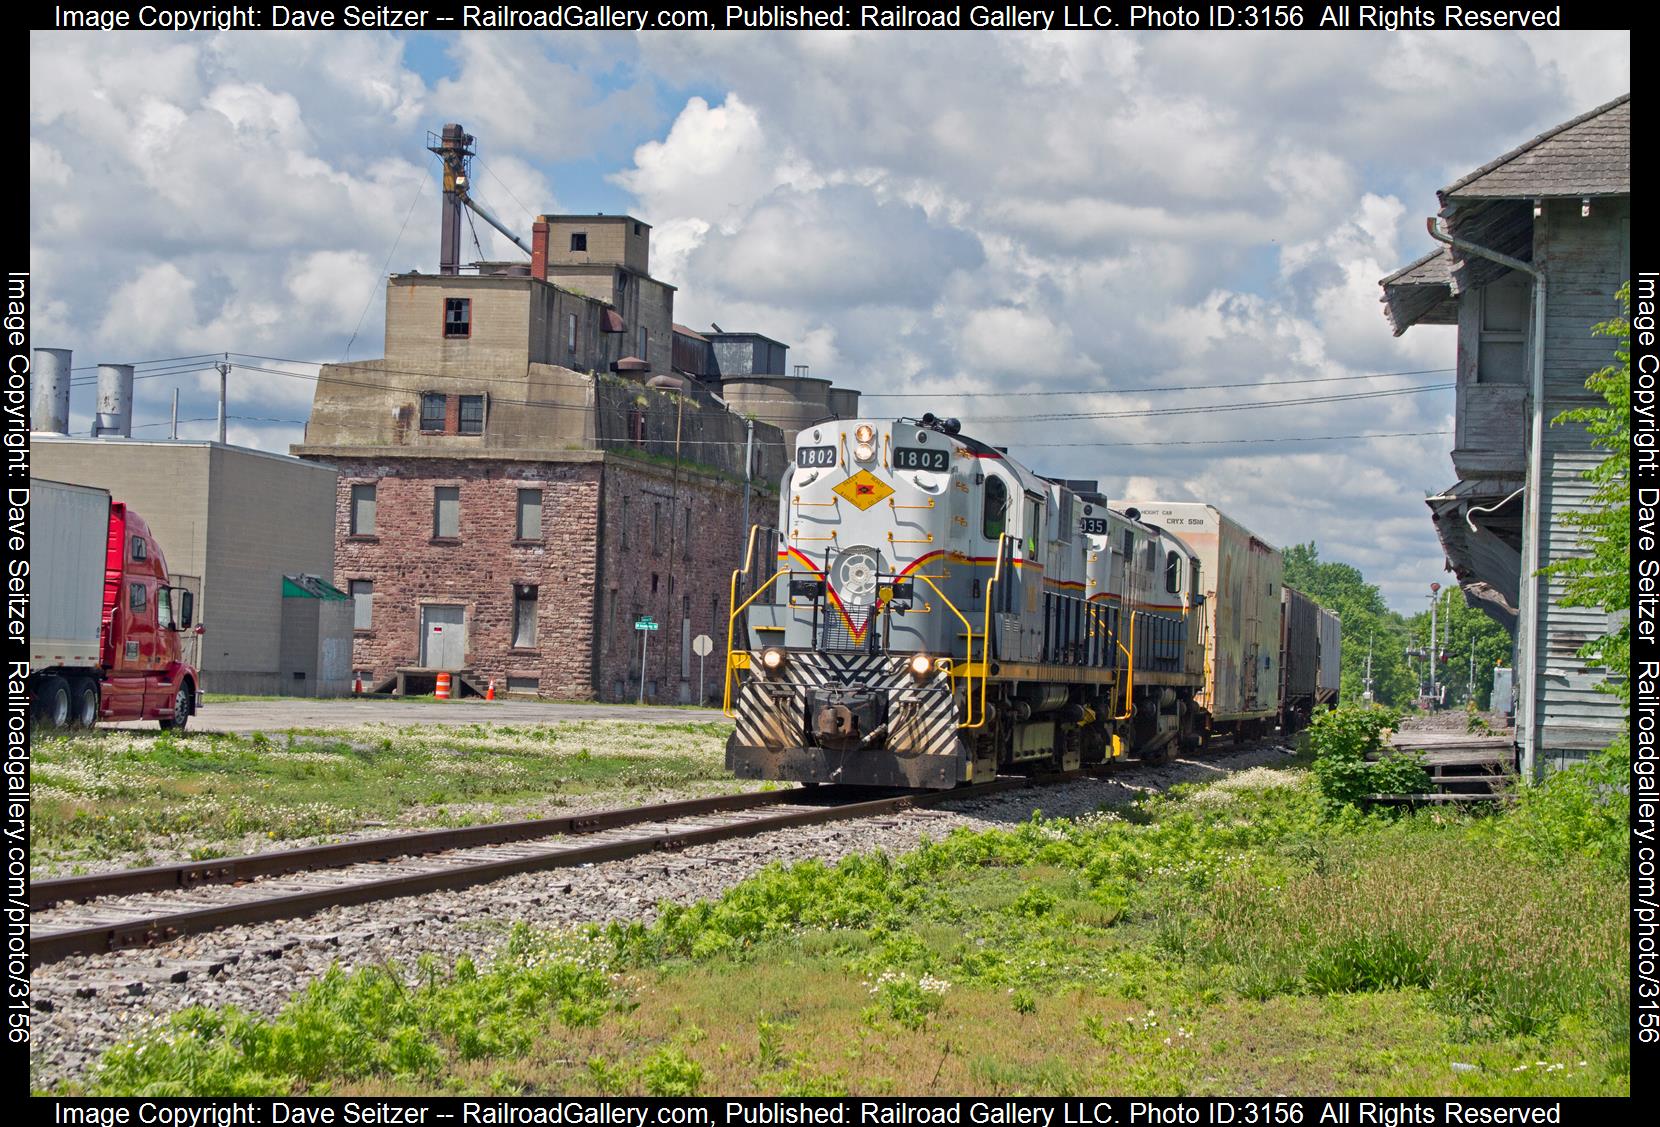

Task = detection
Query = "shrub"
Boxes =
[1490,736,1630,875]
[1306,704,1427,809]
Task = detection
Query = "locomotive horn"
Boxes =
[941,417,961,435]
[921,412,938,427]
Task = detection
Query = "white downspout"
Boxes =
[1426,216,1546,781]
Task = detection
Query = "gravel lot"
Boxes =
[29,738,1297,1090]
[113,697,725,735]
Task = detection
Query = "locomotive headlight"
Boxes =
[854,424,875,444]
[908,652,933,679]
[854,442,876,462]
[761,647,788,675]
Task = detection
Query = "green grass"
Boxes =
[60,744,1630,1097]
[30,720,742,869]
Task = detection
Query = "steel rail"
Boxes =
[29,777,1052,967]
[30,789,807,911]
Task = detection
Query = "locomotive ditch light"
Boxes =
[908,652,934,679]
[761,647,788,676]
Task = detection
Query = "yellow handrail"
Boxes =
[1112,610,1137,721]
[969,533,1011,732]
[723,568,789,716]
[887,532,933,544]
[910,573,977,728]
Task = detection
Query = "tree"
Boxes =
[1542,282,1631,710]
[1284,542,1416,706]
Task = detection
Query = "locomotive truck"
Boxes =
[27,478,200,729]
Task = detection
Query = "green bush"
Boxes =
[1489,736,1630,875]
[1306,705,1427,808]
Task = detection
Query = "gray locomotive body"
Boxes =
[723,417,1216,788]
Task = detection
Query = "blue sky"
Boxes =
[29,29,1631,609]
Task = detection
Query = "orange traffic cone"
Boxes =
[435,671,452,700]
[353,671,364,694]
[486,678,496,701]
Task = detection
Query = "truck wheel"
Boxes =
[161,682,194,732]
[36,677,71,729]
[71,681,99,728]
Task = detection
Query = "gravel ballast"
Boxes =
[28,740,1296,1089]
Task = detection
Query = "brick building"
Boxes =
[296,210,856,702]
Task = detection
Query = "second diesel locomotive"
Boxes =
[722,414,1262,788]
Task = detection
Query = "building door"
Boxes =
[420,604,467,669]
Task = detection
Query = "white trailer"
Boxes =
[28,478,110,673]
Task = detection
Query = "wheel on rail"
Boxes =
[36,676,71,729]
[70,680,99,728]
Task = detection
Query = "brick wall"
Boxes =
[317,452,773,704]
[329,456,603,698]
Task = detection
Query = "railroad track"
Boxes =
[33,772,1087,967]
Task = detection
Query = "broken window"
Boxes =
[443,298,471,338]
[570,232,587,252]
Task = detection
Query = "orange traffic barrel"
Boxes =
[435,671,452,700]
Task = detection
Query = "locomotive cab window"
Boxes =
[1165,550,1181,595]
[1023,494,1043,556]
[982,476,1008,540]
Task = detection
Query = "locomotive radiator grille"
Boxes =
[731,651,959,761]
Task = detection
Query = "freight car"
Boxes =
[722,417,1332,789]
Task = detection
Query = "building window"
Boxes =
[458,395,485,435]
[513,584,538,648]
[129,583,147,613]
[570,232,587,252]
[350,484,377,536]
[567,313,577,353]
[351,579,374,630]
[507,675,539,695]
[516,488,543,541]
[420,393,446,432]
[633,222,643,236]
[1477,275,1528,385]
[444,298,471,338]
[637,327,648,361]
[433,486,460,539]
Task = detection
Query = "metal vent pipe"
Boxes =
[31,348,72,434]
[94,363,134,438]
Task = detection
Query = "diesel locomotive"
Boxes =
[722,415,1336,788]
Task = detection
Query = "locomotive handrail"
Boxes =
[888,498,936,510]
[910,573,977,728]
[964,533,1013,732]
[1112,610,1137,721]
[723,569,790,716]
[886,531,934,544]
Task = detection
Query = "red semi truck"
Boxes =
[28,478,201,729]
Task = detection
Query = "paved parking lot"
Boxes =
[118,697,730,735]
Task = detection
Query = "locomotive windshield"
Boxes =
[982,477,1007,539]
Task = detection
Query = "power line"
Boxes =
[984,383,1454,424]
[1022,429,1451,449]
[860,367,1456,398]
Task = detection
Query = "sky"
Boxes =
[28,28,1631,611]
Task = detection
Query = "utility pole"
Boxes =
[215,358,230,444]
[1363,633,1374,703]
[1428,582,1440,708]
[171,388,179,440]
[740,416,754,539]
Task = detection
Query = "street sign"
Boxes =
[635,620,659,631]
[691,634,713,656]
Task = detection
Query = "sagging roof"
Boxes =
[1440,93,1630,202]
[1379,249,1457,336]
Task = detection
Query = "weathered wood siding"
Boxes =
[1527,197,1630,769]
